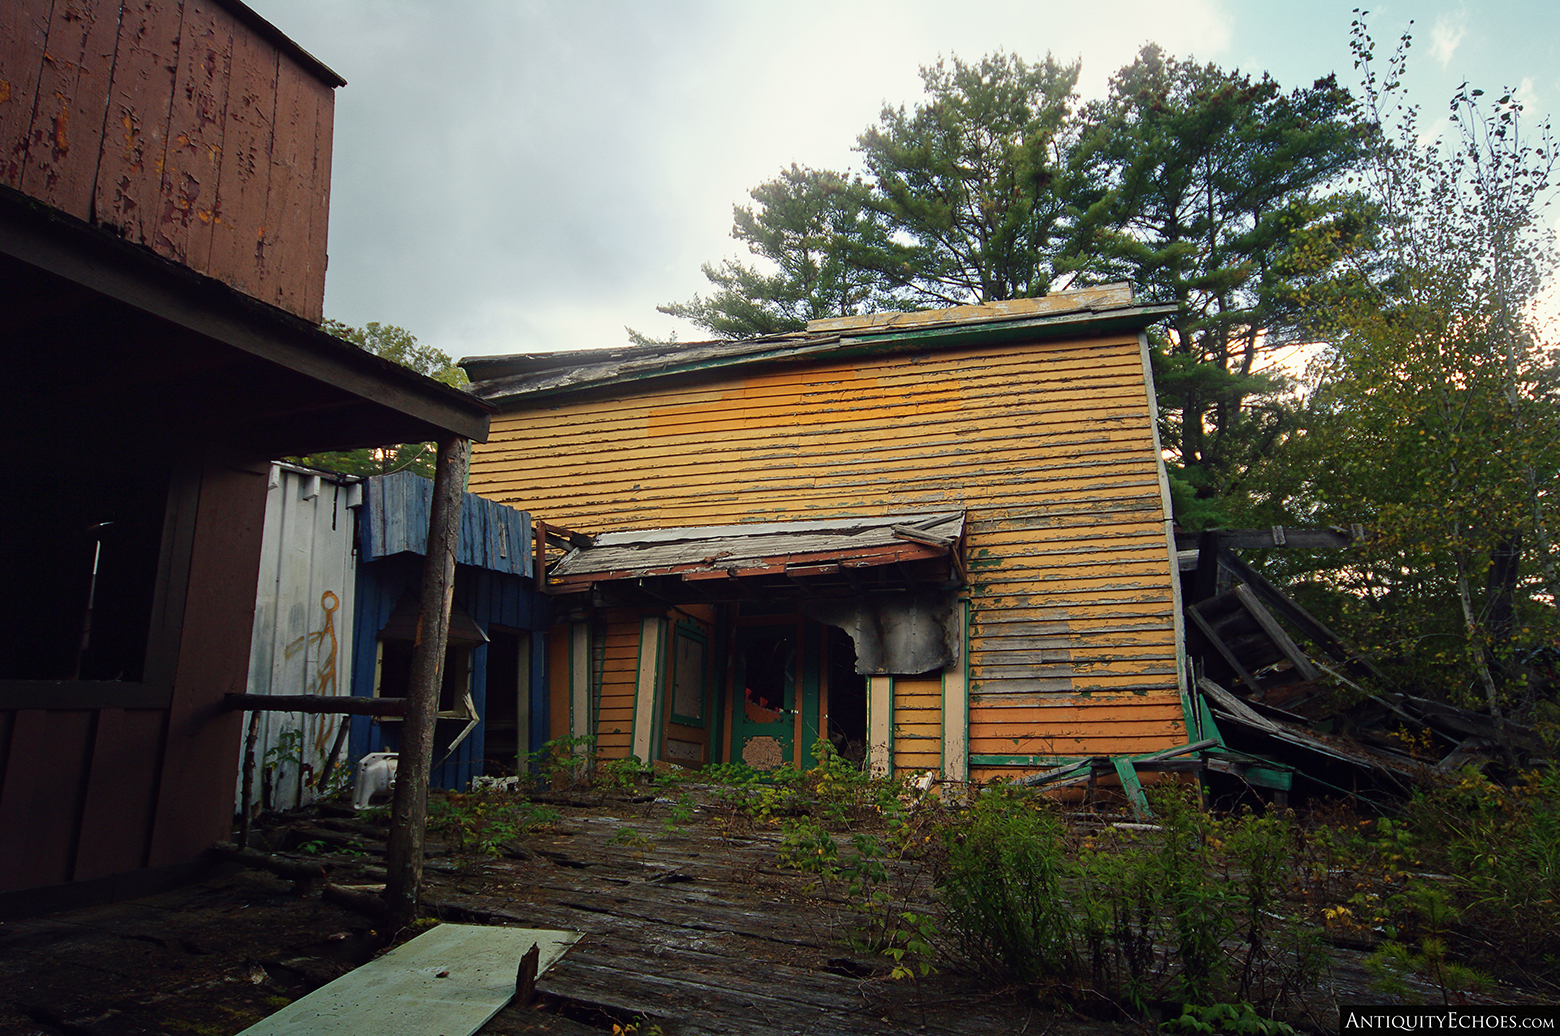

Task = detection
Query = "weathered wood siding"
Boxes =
[592,612,642,757]
[0,0,337,321]
[361,470,533,577]
[347,558,549,791]
[470,334,1186,773]
[892,674,942,777]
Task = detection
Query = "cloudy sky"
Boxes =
[247,1,1560,363]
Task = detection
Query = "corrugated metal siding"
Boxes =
[361,471,532,576]
[240,465,359,810]
[0,0,337,321]
[469,334,1185,769]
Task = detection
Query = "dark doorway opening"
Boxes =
[0,465,168,681]
[484,628,526,776]
[826,625,867,767]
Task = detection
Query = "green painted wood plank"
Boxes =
[1111,756,1151,820]
[236,923,580,1036]
[971,754,1085,767]
[1197,696,1225,747]
[1242,765,1294,791]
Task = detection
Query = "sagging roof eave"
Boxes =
[547,511,966,597]
[551,540,951,590]
[0,185,494,443]
[465,303,1176,408]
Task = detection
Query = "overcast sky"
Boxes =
[246,1,1560,362]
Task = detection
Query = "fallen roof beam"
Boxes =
[1217,547,1389,685]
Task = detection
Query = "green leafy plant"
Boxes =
[599,754,649,792]
[660,794,696,836]
[1367,885,1490,1004]
[938,787,1081,994]
[608,826,654,853]
[427,792,559,857]
[529,734,597,789]
[1162,1002,1295,1036]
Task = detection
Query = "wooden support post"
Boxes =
[385,437,469,930]
[238,709,261,849]
[317,714,353,794]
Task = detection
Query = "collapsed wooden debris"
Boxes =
[1028,527,1548,811]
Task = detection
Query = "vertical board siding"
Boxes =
[470,335,1185,773]
[348,555,472,792]
[74,707,165,880]
[205,18,275,301]
[160,0,233,272]
[362,471,533,577]
[146,460,268,868]
[5,0,335,321]
[0,709,96,889]
[0,0,54,190]
[241,466,358,810]
[20,0,121,215]
[348,558,549,792]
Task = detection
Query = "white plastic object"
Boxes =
[352,752,398,810]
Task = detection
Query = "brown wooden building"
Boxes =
[0,0,491,915]
[461,287,1193,789]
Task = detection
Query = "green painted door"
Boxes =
[730,621,799,771]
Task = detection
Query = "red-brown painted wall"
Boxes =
[0,0,336,322]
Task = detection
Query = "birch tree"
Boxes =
[1303,20,1560,718]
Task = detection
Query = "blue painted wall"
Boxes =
[360,470,532,576]
[349,472,550,790]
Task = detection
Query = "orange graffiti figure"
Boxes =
[282,591,342,760]
[312,590,339,696]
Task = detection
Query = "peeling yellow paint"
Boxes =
[473,330,1184,764]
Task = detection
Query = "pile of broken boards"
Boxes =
[1029,528,1549,813]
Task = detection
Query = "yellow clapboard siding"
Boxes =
[969,698,1183,719]
[470,329,1185,761]
[474,432,1163,496]
[892,674,943,774]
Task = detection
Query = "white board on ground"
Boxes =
[236,923,580,1036]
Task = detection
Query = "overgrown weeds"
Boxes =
[426,792,559,857]
[941,785,1325,1017]
[452,735,1559,1014]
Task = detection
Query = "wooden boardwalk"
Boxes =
[0,791,1072,1036]
[406,796,1085,1036]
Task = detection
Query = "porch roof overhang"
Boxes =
[548,511,966,602]
[0,186,493,461]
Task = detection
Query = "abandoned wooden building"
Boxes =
[241,466,546,812]
[0,0,491,915]
[461,285,1192,788]
[347,470,548,790]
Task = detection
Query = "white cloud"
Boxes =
[1516,76,1541,113]
[1430,13,1466,69]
